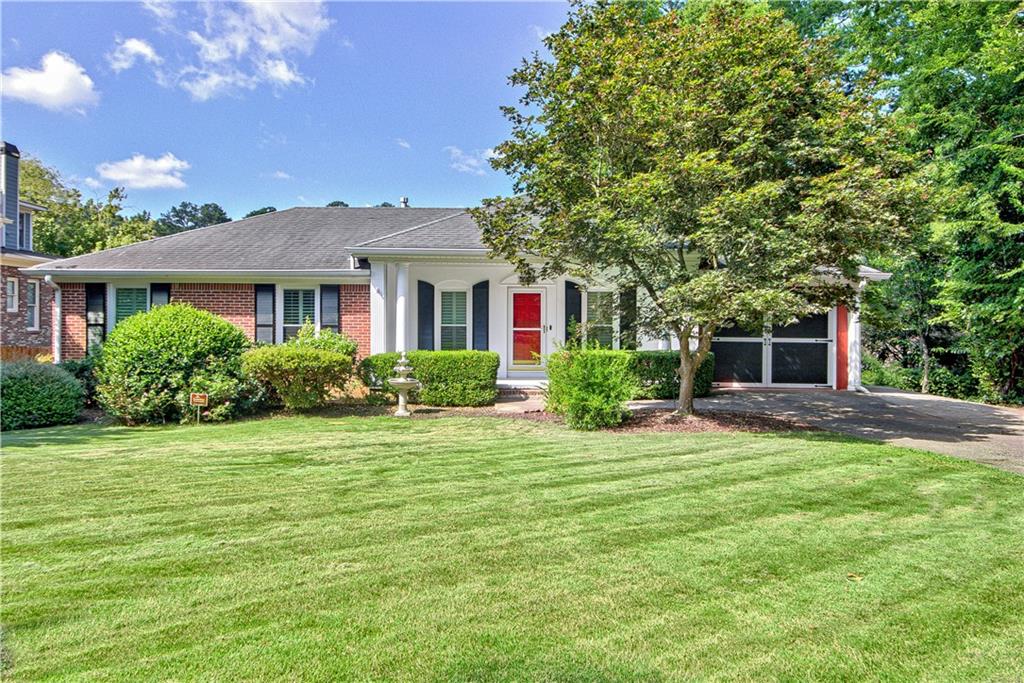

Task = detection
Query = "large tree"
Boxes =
[19,158,156,257]
[243,206,277,218]
[156,201,230,236]
[473,2,924,413]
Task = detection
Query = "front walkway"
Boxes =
[631,388,1024,474]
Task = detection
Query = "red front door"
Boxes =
[511,291,543,366]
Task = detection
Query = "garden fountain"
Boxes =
[387,351,421,417]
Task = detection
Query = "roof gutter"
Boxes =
[23,268,369,279]
[348,247,490,257]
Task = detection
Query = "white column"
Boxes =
[369,262,387,354]
[395,262,410,353]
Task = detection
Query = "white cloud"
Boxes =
[142,0,176,22]
[108,37,163,72]
[96,152,190,189]
[1,51,99,113]
[175,1,331,100]
[444,146,495,176]
[271,170,292,180]
[395,138,411,150]
[83,177,103,189]
[340,36,355,50]
[530,25,553,41]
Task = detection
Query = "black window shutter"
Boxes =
[417,280,435,350]
[472,280,489,351]
[320,285,340,333]
[565,280,582,342]
[618,287,638,349]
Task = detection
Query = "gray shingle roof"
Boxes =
[31,207,483,274]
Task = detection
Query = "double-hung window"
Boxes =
[18,212,32,250]
[283,288,315,339]
[5,277,17,312]
[150,283,171,308]
[115,288,148,325]
[439,290,468,350]
[25,280,39,330]
[255,284,275,343]
[585,290,615,348]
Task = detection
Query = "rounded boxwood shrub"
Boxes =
[358,351,500,407]
[1,361,84,431]
[96,303,256,424]
[546,349,637,430]
[242,345,353,410]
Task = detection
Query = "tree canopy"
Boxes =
[156,202,230,236]
[473,1,925,412]
[781,0,1024,401]
[326,200,349,207]
[19,158,157,257]
[244,206,277,218]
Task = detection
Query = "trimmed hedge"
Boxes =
[1,361,84,431]
[631,350,715,400]
[96,303,259,424]
[546,349,637,430]
[359,351,500,407]
[242,345,353,410]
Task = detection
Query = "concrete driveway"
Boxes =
[632,387,1024,474]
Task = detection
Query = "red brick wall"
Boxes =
[54,281,373,359]
[58,282,87,360]
[2,264,53,354]
[170,283,256,340]
[340,284,371,358]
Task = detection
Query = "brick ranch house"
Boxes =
[26,206,888,390]
[1,141,54,360]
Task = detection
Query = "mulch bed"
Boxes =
[610,408,817,433]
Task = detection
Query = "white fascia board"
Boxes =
[26,268,370,282]
[0,253,54,267]
[348,247,490,258]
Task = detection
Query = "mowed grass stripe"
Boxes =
[3,415,1022,680]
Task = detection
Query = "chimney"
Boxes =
[1,142,21,247]
[399,196,409,208]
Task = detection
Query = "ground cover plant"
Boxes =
[2,416,1022,680]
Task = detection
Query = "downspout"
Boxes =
[44,275,61,363]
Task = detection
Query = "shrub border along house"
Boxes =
[359,351,500,407]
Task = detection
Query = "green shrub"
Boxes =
[58,355,99,407]
[242,345,353,410]
[630,350,714,400]
[1,361,84,431]
[96,304,256,424]
[288,321,359,358]
[928,365,978,401]
[546,349,637,430]
[358,351,500,407]
[862,355,918,391]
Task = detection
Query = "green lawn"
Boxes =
[2,415,1023,681]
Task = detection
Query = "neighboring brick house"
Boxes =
[26,205,888,390]
[1,141,53,360]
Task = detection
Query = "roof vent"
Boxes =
[399,196,409,208]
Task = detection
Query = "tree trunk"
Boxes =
[919,339,931,394]
[675,349,696,416]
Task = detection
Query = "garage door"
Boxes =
[712,312,833,387]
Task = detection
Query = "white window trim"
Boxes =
[278,284,321,342]
[582,288,618,349]
[435,287,471,351]
[25,279,40,331]
[5,276,18,312]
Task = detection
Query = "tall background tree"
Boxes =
[156,201,230,236]
[779,0,1024,402]
[19,158,157,257]
[326,200,349,207]
[473,1,924,413]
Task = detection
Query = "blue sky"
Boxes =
[1,1,568,219]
